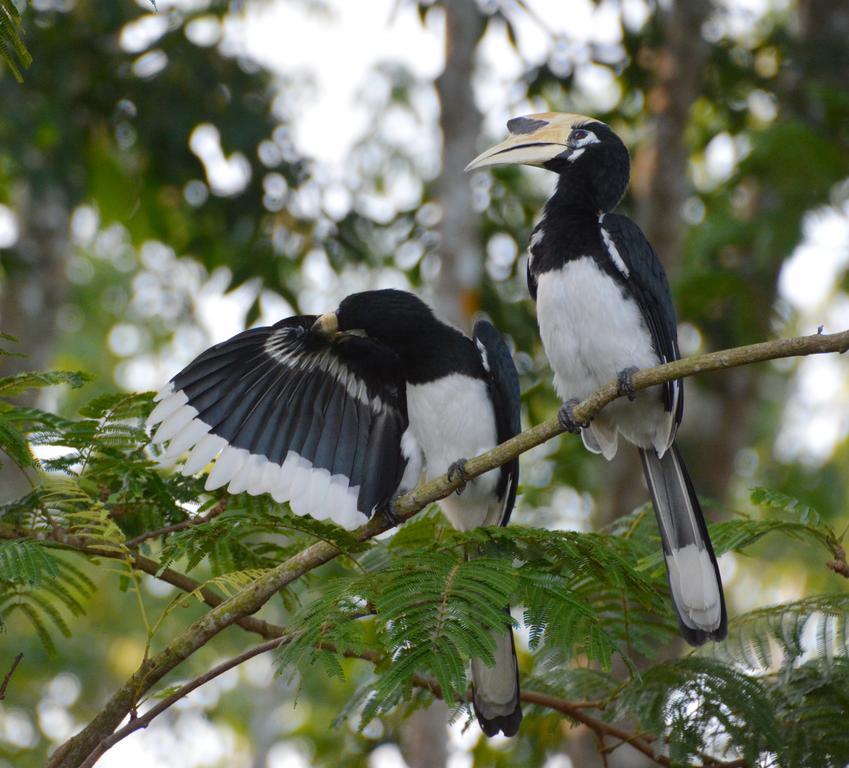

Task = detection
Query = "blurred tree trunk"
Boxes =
[399,3,484,764]
[0,185,70,377]
[432,0,484,331]
[0,183,71,501]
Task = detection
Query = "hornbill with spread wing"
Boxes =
[466,113,726,645]
[147,288,523,735]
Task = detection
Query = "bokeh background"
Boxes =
[1,0,848,766]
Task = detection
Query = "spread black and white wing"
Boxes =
[473,320,521,527]
[147,316,409,529]
[599,212,683,427]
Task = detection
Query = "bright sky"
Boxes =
[5,1,849,766]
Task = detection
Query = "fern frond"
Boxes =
[750,487,822,526]
[614,657,783,765]
[0,370,88,398]
[707,593,849,674]
[0,0,31,82]
[767,658,849,767]
[0,540,60,584]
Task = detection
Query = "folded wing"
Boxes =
[148,316,409,529]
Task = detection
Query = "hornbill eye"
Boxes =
[572,129,588,142]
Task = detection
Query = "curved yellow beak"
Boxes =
[465,112,598,171]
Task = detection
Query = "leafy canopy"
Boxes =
[1,368,848,766]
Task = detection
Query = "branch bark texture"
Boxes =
[47,328,849,768]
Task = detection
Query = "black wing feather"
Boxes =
[357,408,406,514]
[473,320,521,526]
[601,212,683,422]
[153,315,408,526]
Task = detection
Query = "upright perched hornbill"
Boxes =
[147,288,523,735]
[466,113,727,645]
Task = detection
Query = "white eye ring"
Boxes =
[571,129,600,148]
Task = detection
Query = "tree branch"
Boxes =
[78,633,747,768]
[48,328,849,768]
[123,498,227,548]
[0,652,23,700]
[76,635,292,768]
[0,523,285,641]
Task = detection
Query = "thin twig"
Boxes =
[0,653,23,700]
[46,328,849,768]
[124,499,227,548]
[77,635,291,768]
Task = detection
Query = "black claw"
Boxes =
[380,498,402,528]
[447,459,469,495]
[558,398,587,433]
[617,366,639,401]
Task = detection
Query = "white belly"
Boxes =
[406,374,502,529]
[536,259,674,454]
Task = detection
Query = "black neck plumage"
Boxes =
[528,171,637,297]
[394,322,485,385]
[530,191,605,278]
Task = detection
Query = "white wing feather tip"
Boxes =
[181,433,227,476]
[151,404,198,444]
[152,382,175,403]
[163,419,211,460]
[205,446,249,490]
[147,389,189,430]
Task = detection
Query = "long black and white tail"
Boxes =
[640,444,727,646]
[471,609,522,737]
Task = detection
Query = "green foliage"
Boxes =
[614,657,783,765]
[0,544,96,654]
[0,0,31,82]
[0,370,89,397]
[272,520,666,728]
[0,539,59,584]
[2,371,849,764]
[710,593,849,675]
[768,658,849,768]
[750,486,823,527]
[4,0,849,764]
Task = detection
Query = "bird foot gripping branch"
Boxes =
[378,498,402,528]
[617,366,639,401]
[557,399,588,434]
[446,458,469,495]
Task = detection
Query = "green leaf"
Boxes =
[708,593,849,674]
[750,487,822,527]
[0,0,31,83]
[0,415,37,468]
[0,370,89,398]
[77,391,154,420]
[0,540,60,585]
